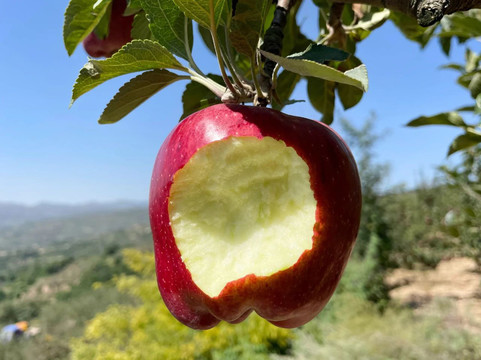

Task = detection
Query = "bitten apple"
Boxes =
[82,0,134,58]
[149,104,361,330]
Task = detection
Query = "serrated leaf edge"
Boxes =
[71,39,188,104]
[99,70,188,124]
[261,50,368,92]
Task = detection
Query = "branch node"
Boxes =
[324,3,347,48]
[416,0,450,27]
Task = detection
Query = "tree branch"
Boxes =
[329,0,481,26]
[324,3,347,47]
[261,2,290,79]
[256,0,292,106]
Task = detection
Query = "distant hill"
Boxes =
[0,206,149,251]
[0,201,146,228]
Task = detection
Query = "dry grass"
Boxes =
[274,258,481,360]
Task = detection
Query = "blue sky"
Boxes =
[0,1,473,205]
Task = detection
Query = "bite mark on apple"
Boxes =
[168,136,317,298]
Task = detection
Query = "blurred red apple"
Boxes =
[149,104,362,330]
[83,0,134,58]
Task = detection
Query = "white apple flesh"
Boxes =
[169,136,317,297]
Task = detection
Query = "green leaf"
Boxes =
[197,23,232,70]
[344,65,369,91]
[440,63,464,72]
[469,72,481,99]
[458,73,473,89]
[198,22,230,55]
[287,43,349,63]
[348,8,391,42]
[99,70,186,124]
[260,50,368,92]
[337,83,363,110]
[198,24,216,54]
[476,94,481,111]
[448,131,481,156]
[140,0,193,60]
[283,99,306,106]
[128,0,143,8]
[390,12,437,47]
[313,0,330,36]
[230,0,270,58]
[272,70,301,111]
[352,9,390,32]
[341,5,355,27]
[263,4,275,33]
[456,105,476,112]
[172,0,226,29]
[439,36,451,56]
[72,39,187,103]
[438,13,481,38]
[464,206,476,218]
[281,1,310,56]
[465,49,480,73]
[336,55,364,110]
[444,225,460,237]
[407,112,467,127]
[93,3,112,39]
[131,12,152,40]
[308,77,335,125]
[64,0,112,55]
[126,0,143,14]
[181,75,223,120]
[312,0,330,7]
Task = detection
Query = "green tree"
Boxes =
[339,116,392,307]
[439,145,481,264]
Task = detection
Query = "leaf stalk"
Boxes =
[209,0,240,99]
[184,17,205,76]
[188,69,226,98]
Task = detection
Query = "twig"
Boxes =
[327,0,481,27]
[324,3,346,48]
[260,1,290,79]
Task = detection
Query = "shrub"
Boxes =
[70,249,293,360]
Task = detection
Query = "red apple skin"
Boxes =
[149,104,362,330]
[82,0,134,58]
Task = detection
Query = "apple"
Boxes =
[82,0,134,58]
[149,104,361,330]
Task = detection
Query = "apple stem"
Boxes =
[209,0,241,101]
[251,53,268,106]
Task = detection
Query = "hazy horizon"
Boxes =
[0,199,148,207]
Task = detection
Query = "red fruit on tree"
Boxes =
[82,0,134,58]
[149,104,362,330]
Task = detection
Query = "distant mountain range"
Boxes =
[0,200,147,229]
